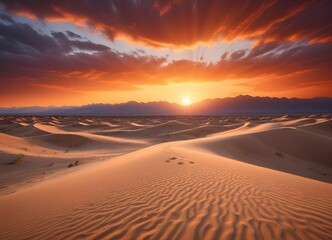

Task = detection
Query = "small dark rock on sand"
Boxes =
[68,160,80,168]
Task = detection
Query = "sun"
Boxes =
[182,97,191,106]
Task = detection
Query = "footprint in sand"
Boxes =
[165,156,195,165]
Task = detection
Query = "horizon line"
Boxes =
[1,95,332,109]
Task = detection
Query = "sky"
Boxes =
[0,0,331,107]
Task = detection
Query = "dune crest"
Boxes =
[0,115,331,239]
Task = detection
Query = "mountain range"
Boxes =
[1,95,331,115]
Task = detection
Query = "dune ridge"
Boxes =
[0,115,331,239]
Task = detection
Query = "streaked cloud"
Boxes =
[1,0,331,47]
[0,0,331,106]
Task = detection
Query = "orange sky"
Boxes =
[0,0,331,107]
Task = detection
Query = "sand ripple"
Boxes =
[0,115,331,240]
[1,144,331,240]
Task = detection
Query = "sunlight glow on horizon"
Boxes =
[182,97,191,106]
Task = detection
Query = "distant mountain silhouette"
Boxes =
[1,96,331,115]
[189,95,332,115]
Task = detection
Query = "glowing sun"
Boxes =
[182,97,191,106]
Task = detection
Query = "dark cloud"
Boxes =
[229,50,247,61]
[1,18,331,93]
[260,1,332,43]
[0,16,111,55]
[51,31,110,52]
[0,3,331,105]
[159,40,332,94]
[66,30,82,39]
[0,13,14,23]
[0,18,166,95]
[1,0,331,47]
[0,19,57,53]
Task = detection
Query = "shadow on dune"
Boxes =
[188,122,332,183]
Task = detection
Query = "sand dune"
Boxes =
[0,115,331,239]
[181,124,332,182]
[2,123,49,137]
[300,120,332,137]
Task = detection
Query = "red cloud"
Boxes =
[1,4,332,106]
[1,0,331,47]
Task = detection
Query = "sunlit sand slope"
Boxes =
[0,142,331,239]
[0,115,331,239]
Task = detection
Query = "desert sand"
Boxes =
[0,115,331,239]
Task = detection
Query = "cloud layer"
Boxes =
[0,0,331,106]
[1,0,331,47]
